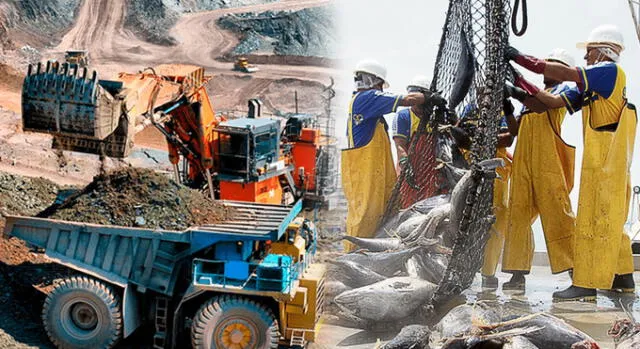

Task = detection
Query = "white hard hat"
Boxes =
[577,24,625,51]
[545,48,575,67]
[354,59,389,88]
[407,75,431,91]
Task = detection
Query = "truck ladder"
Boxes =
[153,297,170,349]
[289,328,308,347]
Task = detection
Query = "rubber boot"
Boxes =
[610,273,635,293]
[502,272,526,290]
[482,275,499,289]
[552,285,597,301]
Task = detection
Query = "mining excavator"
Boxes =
[14,61,334,348]
[21,61,330,205]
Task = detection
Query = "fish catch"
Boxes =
[342,236,402,252]
[406,253,448,284]
[449,158,504,236]
[334,277,437,322]
[404,203,452,246]
[440,327,544,349]
[434,302,502,338]
[609,318,640,349]
[328,259,386,288]
[336,246,420,277]
[381,325,431,349]
[387,213,430,239]
[324,280,351,300]
[503,336,540,349]
[489,313,597,348]
[448,27,476,110]
[377,195,451,237]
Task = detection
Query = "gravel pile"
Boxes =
[40,168,226,230]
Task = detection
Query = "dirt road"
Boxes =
[50,0,337,83]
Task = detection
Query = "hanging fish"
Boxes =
[448,27,476,110]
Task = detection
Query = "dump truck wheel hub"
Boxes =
[70,302,99,330]
[219,319,256,348]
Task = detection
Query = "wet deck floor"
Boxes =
[313,266,640,348]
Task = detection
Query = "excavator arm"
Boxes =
[22,62,223,191]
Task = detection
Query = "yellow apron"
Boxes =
[573,102,637,289]
[502,107,576,274]
[481,148,512,276]
[341,121,397,252]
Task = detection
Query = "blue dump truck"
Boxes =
[3,199,325,349]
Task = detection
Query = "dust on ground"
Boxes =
[42,167,226,230]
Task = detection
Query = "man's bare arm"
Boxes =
[394,137,409,161]
[497,132,514,148]
[398,93,425,107]
[534,90,566,109]
[543,61,582,85]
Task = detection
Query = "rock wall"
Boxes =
[0,0,81,49]
[218,6,337,58]
[124,0,278,46]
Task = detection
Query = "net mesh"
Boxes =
[383,0,511,300]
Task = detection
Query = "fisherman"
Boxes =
[500,49,577,290]
[505,25,636,300]
[342,59,429,252]
[392,75,433,173]
[392,75,462,210]
[456,103,515,288]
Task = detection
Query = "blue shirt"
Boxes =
[393,108,413,139]
[347,90,402,148]
[560,62,621,114]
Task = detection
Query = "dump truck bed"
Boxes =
[3,200,302,296]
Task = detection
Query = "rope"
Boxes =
[511,0,528,36]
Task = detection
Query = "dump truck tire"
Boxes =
[191,295,279,349]
[42,276,122,349]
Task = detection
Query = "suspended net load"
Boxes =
[382,0,511,301]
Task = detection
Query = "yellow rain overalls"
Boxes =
[481,147,512,276]
[342,93,398,252]
[502,102,576,274]
[572,87,637,289]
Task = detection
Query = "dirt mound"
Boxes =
[125,45,151,55]
[0,62,24,91]
[41,167,225,230]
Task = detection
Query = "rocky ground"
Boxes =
[125,0,279,46]
[218,5,337,57]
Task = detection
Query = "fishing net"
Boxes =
[383,0,511,301]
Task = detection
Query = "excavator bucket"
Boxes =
[21,61,135,157]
